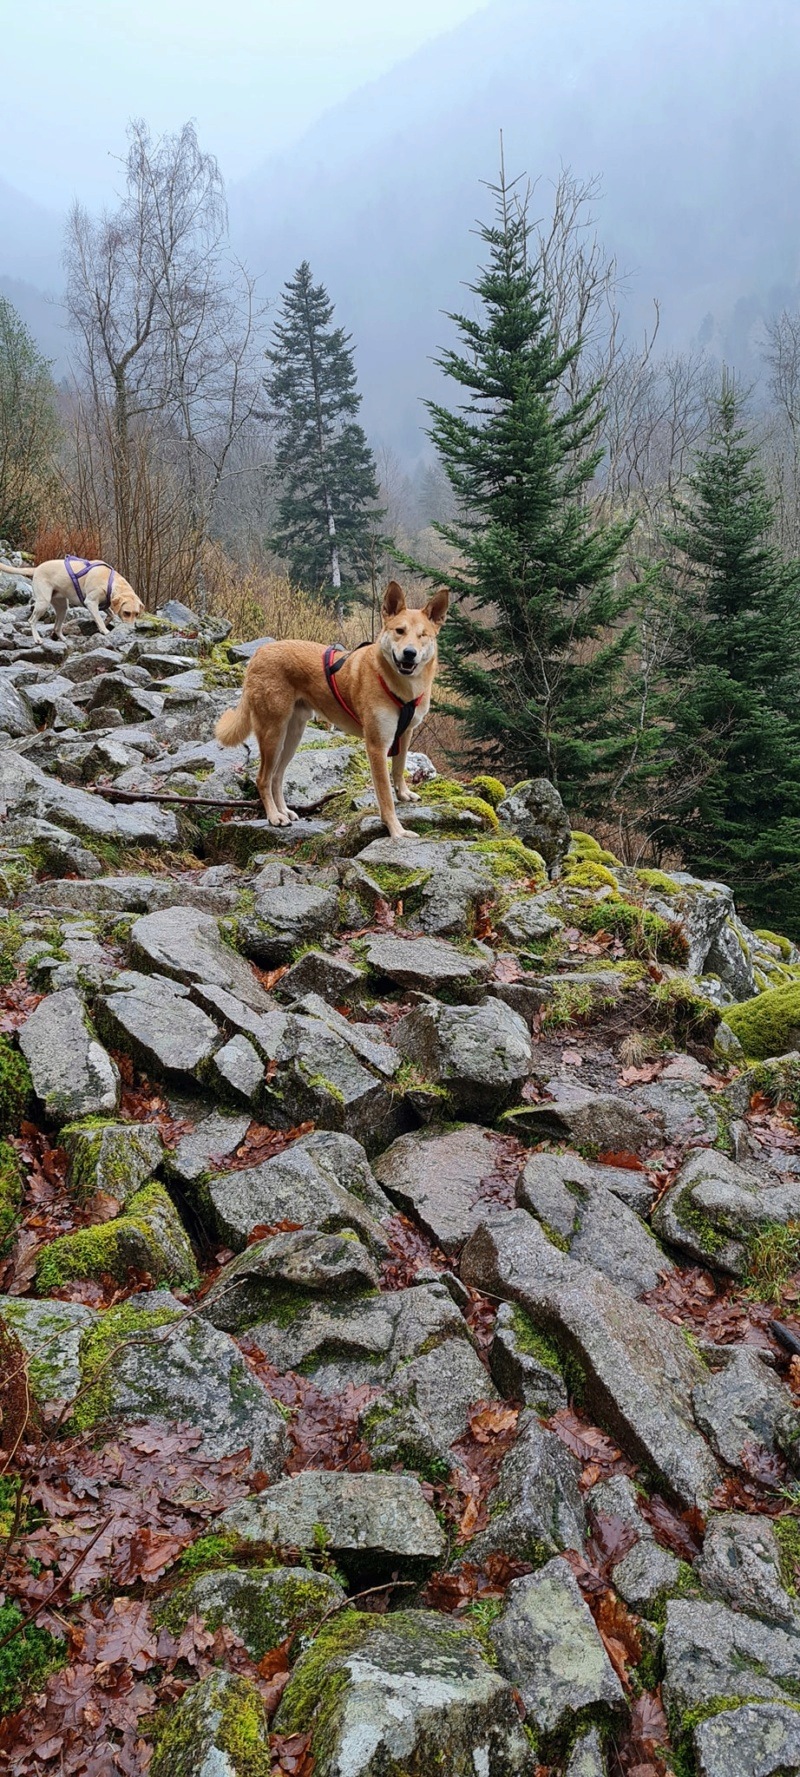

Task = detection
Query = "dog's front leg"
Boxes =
[391,725,422,805]
[365,726,416,841]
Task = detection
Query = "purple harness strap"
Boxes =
[64,556,116,612]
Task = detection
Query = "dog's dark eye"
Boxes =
[396,627,406,636]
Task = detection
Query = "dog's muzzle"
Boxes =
[395,651,418,675]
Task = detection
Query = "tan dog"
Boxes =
[29,557,144,643]
[215,581,448,840]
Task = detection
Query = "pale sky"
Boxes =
[3,0,487,210]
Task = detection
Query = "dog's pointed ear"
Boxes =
[423,587,449,627]
[382,580,407,619]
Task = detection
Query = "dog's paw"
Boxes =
[285,807,300,823]
[392,824,420,841]
[396,787,421,804]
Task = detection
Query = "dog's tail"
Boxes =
[215,694,252,748]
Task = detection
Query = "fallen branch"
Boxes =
[83,785,341,815]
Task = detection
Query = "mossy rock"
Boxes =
[563,860,618,891]
[60,1117,163,1205]
[472,835,547,884]
[0,913,23,987]
[35,1182,198,1294]
[726,984,800,1060]
[467,775,507,809]
[150,1669,271,1777]
[754,928,795,961]
[635,868,682,896]
[577,897,688,965]
[156,1564,345,1657]
[568,831,620,867]
[418,777,499,830]
[0,1038,32,1135]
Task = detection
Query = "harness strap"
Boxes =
[63,557,116,612]
[323,644,422,758]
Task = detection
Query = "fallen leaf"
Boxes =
[469,1404,520,1443]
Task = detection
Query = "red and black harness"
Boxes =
[323,642,422,758]
[63,556,116,612]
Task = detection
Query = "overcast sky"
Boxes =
[4,0,486,209]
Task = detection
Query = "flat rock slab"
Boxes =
[245,1280,470,1407]
[491,1558,624,1736]
[461,1210,721,1506]
[518,1150,672,1296]
[19,987,120,1122]
[362,932,490,996]
[513,1081,657,1151]
[394,998,533,1117]
[97,970,222,1082]
[205,1129,391,1255]
[219,1471,444,1576]
[267,1011,401,1152]
[653,1149,800,1275]
[694,1702,800,1777]
[166,1108,252,1184]
[0,1296,97,1404]
[373,1124,511,1253]
[80,1289,288,1475]
[130,905,270,1010]
[274,1609,536,1776]
[663,1597,800,1719]
[696,1514,799,1627]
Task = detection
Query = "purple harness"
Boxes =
[63,556,116,612]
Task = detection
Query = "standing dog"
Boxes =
[215,581,448,840]
[28,557,143,643]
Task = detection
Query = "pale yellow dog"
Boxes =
[215,580,448,840]
[26,557,144,643]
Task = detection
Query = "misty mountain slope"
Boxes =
[230,0,800,455]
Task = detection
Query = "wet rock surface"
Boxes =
[5,602,800,1770]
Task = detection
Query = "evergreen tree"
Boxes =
[659,377,800,931]
[266,263,381,616]
[0,297,60,545]
[411,167,634,809]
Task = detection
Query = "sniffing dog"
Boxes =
[28,557,144,643]
[215,580,448,840]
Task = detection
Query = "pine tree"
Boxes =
[659,378,800,931]
[0,297,60,545]
[266,263,381,616]
[411,166,634,810]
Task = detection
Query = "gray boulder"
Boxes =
[96,970,222,1083]
[496,778,572,873]
[511,1079,656,1151]
[491,1558,624,1736]
[164,1564,344,1657]
[61,1117,162,1204]
[518,1150,671,1296]
[205,1128,391,1254]
[76,1289,288,1474]
[373,1124,507,1254]
[274,1609,537,1776]
[694,1702,800,1777]
[283,741,357,810]
[469,1410,586,1566]
[394,998,532,1117]
[200,1228,381,1332]
[663,1597,800,1718]
[166,1108,252,1185]
[210,1033,264,1103]
[237,868,340,964]
[19,987,120,1122]
[0,1296,97,1404]
[489,1301,569,1414]
[587,1475,681,1612]
[266,1010,401,1151]
[566,1728,608,1777]
[279,948,363,1004]
[653,1149,800,1275]
[496,897,563,947]
[130,904,270,1009]
[0,678,36,738]
[697,1514,800,1627]
[692,1348,800,1475]
[35,1182,199,1294]
[218,1471,444,1577]
[362,931,490,997]
[461,1210,720,1505]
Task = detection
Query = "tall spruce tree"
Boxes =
[659,378,800,931]
[266,263,381,616]
[416,167,634,809]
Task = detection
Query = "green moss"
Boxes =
[635,868,681,895]
[0,1139,23,1250]
[35,1182,198,1294]
[276,1609,370,1761]
[0,1039,32,1135]
[0,1601,64,1715]
[151,1674,271,1777]
[568,831,620,867]
[774,1515,800,1595]
[467,775,507,808]
[420,777,499,830]
[577,897,689,965]
[650,976,719,1043]
[71,1299,181,1432]
[363,862,430,900]
[726,983,800,1060]
[177,1532,243,1577]
[563,860,618,890]
[0,912,23,986]
[754,928,794,960]
[463,1597,502,1664]
[510,1306,563,1374]
[472,835,548,883]
[675,1186,729,1259]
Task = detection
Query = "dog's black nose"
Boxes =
[401,647,417,664]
